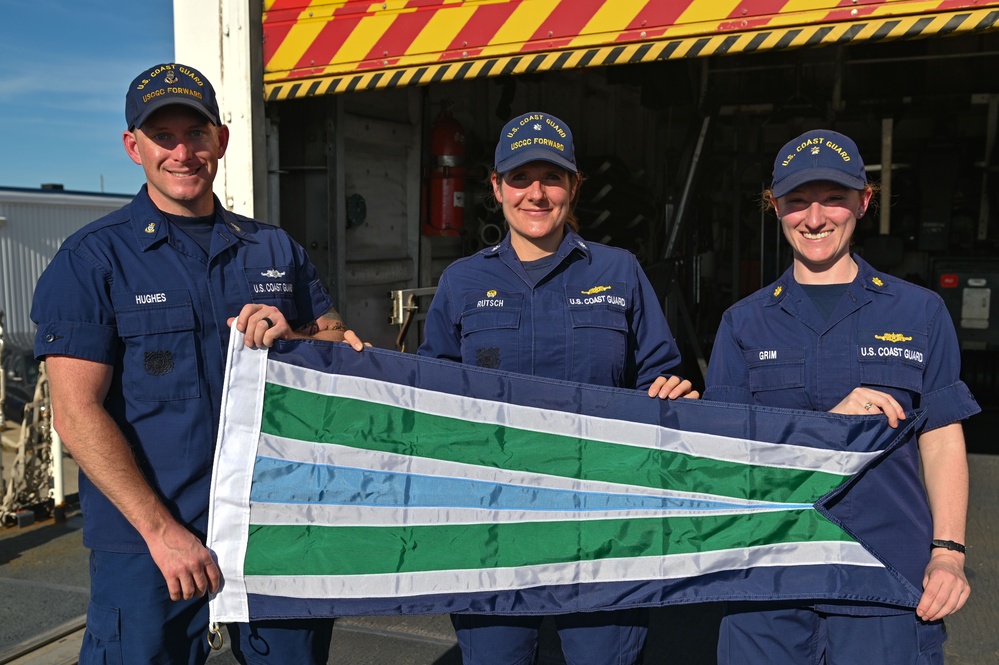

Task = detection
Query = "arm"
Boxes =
[915,421,971,621]
[46,355,221,601]
[702,311,753,404]
[416,274,463,361]
[630,260,690,396]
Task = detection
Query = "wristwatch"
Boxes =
[930,539,966,554]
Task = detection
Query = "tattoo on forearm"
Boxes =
[296,309,347,336]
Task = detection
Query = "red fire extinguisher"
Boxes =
[423,107,465,236]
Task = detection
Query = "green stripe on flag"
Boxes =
[261,384,848,504]
[244,510,850,576]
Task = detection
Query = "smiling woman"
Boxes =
[704,129,980,665]
[417,111,698,665]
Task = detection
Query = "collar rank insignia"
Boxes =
[872,277,884,287]
[144,222,156,234]
[773,285,783,297]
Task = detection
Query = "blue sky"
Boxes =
[0,0,174,195]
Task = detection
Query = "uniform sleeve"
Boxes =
[629,259,682,390]
[417,271,463,362]
[31,245,119,365]
[288,235,335,325]
[703,309,754,404]
[918,296,981,431]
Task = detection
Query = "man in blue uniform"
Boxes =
[31,63,362,665]
[705,129,978,664]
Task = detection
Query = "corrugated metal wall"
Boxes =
[0,190,130,338]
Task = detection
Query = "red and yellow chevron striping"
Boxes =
[262,0,999,100]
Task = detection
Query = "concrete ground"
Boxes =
[1,424,998,664]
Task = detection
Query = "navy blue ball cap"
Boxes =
[495,112,577,174]
[125,63,220,130]
[771,129,867,198]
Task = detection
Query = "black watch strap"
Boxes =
[930,539,967,554]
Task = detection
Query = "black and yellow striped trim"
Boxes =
[264,9,999,101]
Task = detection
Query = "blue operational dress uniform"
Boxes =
[418,228,682,665]
[704,254,980,665]
[31,186,336,665]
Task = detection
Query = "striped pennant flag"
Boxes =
[208,331,928,623]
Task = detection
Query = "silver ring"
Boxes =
[262,316,274,329]
[864,401,873,411]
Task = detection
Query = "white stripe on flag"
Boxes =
[248,500,806,528]
[243,541,883,600]
[266,361,881,475]
[207,328,263,623]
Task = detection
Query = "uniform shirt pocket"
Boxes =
[459,293,523,370]
[245,264,299,320]
[745,347,806,393]
[114,290,199,401]
[566,282,629,368]
[857,330,927,394]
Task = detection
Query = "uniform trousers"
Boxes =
[451,609,647,665]
[717,602,946,665]
[80,550,334,665]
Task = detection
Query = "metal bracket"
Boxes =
[387,287,439,352]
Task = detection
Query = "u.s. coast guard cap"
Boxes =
[495,112,577,174]
[125,63,220,130]
[771,129,867,197]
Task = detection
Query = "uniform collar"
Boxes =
[483,228,591,262]
[129,186,258,253]
[765,254,892,307]
[853,254,894,296]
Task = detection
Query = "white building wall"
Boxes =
[0,189,130,336]
[174,0,265,221]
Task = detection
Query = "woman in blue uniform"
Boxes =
[418,111,696,665]
[705,129,979,664]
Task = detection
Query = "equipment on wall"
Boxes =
[423,106,466,236]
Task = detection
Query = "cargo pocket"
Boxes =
[81,601,124,665]
[114,291,200,401]
[916,619,946,663]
